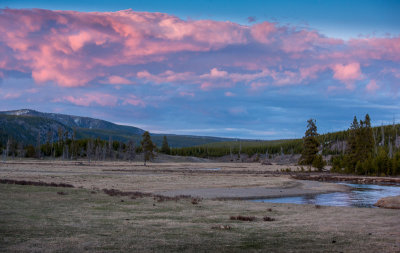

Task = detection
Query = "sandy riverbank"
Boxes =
[0,160,344,198]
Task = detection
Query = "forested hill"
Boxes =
[170,123,400,159]
[0,109,234,147]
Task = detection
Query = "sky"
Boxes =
[0,1,399,139]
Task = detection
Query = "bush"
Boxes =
[312,154,326,171]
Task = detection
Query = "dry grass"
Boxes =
[0,160,338,195]
[0,183,399,252]
[0,160,399,252]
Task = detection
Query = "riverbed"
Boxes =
[253,183,400,207]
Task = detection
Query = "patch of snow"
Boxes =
[14,109,30,116]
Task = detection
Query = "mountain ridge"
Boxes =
[0,109,236,147]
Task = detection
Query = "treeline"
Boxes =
[2,127,138,161]
[168,131,348,159]
[169,139,303,158]
[0,127,171,163]
[1,136,139,162]
[331,115,400,176]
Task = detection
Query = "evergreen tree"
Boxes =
[299,119,320,166]
[141,131,155,166]
[160,136,170,154]
[345,114,375,173]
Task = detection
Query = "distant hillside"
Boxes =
[1,109,144,135]
[0,114,71,145]
[0,109,235,147]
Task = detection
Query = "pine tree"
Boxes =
[160,136,170,155]
[299,119,320,166]
[141,131,155,166]
[345,114,375,173]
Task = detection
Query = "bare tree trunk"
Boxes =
[87,139,94,164]
[372,129,378,156]
[128,140,135,162]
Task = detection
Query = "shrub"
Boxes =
[312,154,326,171]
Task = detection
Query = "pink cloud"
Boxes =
[366,80,379,93]
[106,75,133,85]
[251,22,276,44]
[331,62,362,89]
[225,91,235,97]
[2,91,21,99]
[123,95,146,107]
[0,8,398,94]
[137,70,194,84]
[57,93,118,107]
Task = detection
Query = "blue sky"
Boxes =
[3,0,399,39]
[0,1,399,139]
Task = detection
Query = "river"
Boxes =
[253,183,400,208]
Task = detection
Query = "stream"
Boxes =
[253,183,400,208]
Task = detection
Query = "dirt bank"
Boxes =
[292,173,400,185]
[156,180,349,199]
[375,195,400,209]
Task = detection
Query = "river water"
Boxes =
[253,183,400,208]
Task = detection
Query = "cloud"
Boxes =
[0,8,398,95]
[229,106,247,115]
[366,80,379,93]
[122,95,146,107]
[106,75,133,85]
[55,93,118,107]
[179,91,195,97]
[331,62,362,89]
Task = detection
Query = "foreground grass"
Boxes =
[0,184,399,252]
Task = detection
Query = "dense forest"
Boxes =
[331,115,400,176]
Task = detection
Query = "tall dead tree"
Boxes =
[380,124,385,146]
[372,128,378,155]
[17,142,24,159]
[238,141,242,161]
[127,140,136,162]
[87,139,94,163]
[389,138,393,159]
[102,145,107,160]
[36,132,41,159]
[4,138,11,162]
[108,136,113,160]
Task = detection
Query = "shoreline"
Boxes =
[156,180,350,200]
[291,173,400,185]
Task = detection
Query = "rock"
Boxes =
[374,195,400,209]
[211,225,231,230]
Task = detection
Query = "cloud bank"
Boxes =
[0,8,398,94]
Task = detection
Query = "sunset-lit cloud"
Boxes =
[55,93,118,107]
[0,7,399,139]
[0,8,398,93]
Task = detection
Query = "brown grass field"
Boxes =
[0,160,399,252]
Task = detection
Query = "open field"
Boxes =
[1,160,399,252]
[0,160,341,196]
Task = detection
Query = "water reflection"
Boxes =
[253,183,400,208]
